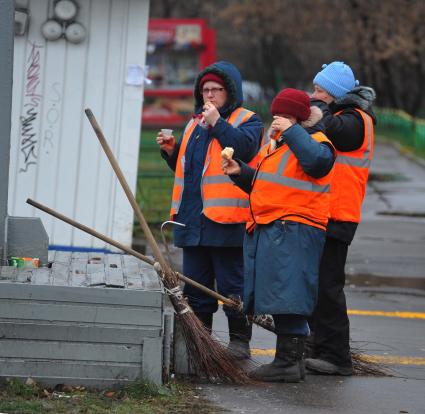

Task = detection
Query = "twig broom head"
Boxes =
[351,352,389,376]
[156,266,250,384]
[177,310,251,383]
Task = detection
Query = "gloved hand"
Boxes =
[223,294,243,316]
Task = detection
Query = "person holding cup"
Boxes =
[156,61,263,359]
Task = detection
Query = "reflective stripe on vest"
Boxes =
[329,108,374,222]
[255,151,330,193]
[170,107,257,223]
[248,131,334,230]
[203,198,250,208]
[334,110,373,168]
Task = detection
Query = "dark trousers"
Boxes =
[311,237,352,367]
[183,246,244,315]
[273,314,309,336]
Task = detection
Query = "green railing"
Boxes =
[375,108,425,158]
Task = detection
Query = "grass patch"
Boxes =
[368,172,409,182]
[0,378,225,414]
[136,129,182,226]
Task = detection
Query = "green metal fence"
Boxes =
[375,108,425,157]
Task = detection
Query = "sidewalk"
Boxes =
[346,141,425,289]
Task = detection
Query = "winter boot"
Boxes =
[250,335,306,382]
[227,316,252,360]
[194,312,213,334]
[305,357,353,376]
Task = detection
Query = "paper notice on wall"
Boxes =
[126,64,152,86]
[126,64,143,85]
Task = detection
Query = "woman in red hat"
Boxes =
[156,61,263,359]
[222,88,335,382]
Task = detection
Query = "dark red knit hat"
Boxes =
[270,88,311,121]
[199,73,226,91]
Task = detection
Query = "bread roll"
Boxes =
[221,147,234,160]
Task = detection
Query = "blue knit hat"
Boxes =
[313,61,359,99]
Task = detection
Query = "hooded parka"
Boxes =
[160,61,263,316]
[162,61,264,247]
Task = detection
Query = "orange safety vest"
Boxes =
[329,109,374,223]
[248,132,335,231]
[170,107,257,224]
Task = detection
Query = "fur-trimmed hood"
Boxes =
[301,105,323,129]
[331,85,377,124]
[193,61,243,118]
[334,86,376,111]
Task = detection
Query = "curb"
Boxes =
[377,137,425,171]
[347,273,425,291]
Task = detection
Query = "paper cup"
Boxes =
[161,128,173,138]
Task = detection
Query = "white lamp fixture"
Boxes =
[65,22,86,44]
[14,9,30,36]
[41,19,63,41]
[54,0,78,22]
[41,0,86,43]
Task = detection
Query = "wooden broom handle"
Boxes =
[26,198,236,307]
[84,108,171,275]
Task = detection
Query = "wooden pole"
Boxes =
[84,108,172,276]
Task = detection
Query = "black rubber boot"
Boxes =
[194,312,213,333]
[305,357,353,376]
[227,316,252,360]
[250,335,306,382]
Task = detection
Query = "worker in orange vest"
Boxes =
[156,61,263,359]
[306,61,376,376]
[222,88,335,382]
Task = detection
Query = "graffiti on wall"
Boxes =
[19,40,43,173]
[43,82,62,155]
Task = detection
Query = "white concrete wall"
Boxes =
[9,0,149,249]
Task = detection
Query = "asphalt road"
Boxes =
[204,286,425,414]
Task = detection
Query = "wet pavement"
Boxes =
[346,142,425,287]
[202,285,425,414]
[202,375,424,414]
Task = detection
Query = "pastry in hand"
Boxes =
[221,147,234,160]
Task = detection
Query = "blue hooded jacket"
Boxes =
[162,61,264,247]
